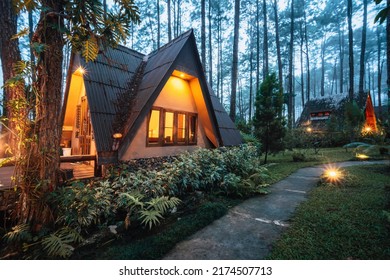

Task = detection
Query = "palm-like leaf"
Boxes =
[82,36,99,63]
[41,227,83,258]
[139,210,164,229]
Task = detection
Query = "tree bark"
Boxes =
[320,36,326,97]
[201,0,206,68]
[256,0,260,91]
[273,0,283,90]
[167,0,172,41]
[157,0,160,48]
[358,0,368,94]
[303,7,310,102]
[347,0,354,101]
[262,0,269,78]
[17,0,66,229]
[299,22,305,107]
[230,0,240,122]
[338,22,345,95]
[387,0,390,120]
[0,0,25,157]
[377,27,383,120]
[288,0,295,128]
[208,0,213,88]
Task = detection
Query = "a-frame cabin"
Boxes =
[61,30,242,170]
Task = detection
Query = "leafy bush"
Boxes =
[28,145,269,259]
[292,152,306,162]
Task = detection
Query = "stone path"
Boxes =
[163,160,388,260]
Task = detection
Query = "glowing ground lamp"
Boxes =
[323,166,344,184]
[306,127,312,133]
[356,153,369,160]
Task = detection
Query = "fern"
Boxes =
[139,210,164,229]
[146,196,181,213]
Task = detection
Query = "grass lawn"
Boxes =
[267,164,390,259]
[264,147,356,183]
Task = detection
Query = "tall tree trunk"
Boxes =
[249,17,254,123]
[358,0,368,95]
[157,0,161,48]
[387,0,390,120]
[201,0,206,68]
[304,7,310,102]
[208,0,213,88]
[288,0,295,128]
[167,0,172,41]
[299,22,304,107]
[230,0,240,122]
[17,0,66,228]
[0,0,26,157]
[177,0,181,35]
[256,0,260,91]
[338,22,345,95]
[273,0,283,90]
[377,26,383,120]
[320,36,326,97]
[347,0,354,101]
[262,0,269,77]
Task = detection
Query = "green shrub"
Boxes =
[292,152,306,162]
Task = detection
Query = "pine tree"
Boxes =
[254,73,286,164]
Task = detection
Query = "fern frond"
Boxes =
[146,196,181,213]
[139,210,164,229]
[118,192,144,209]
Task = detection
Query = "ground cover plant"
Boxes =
[0,145,269,259]
[267,164,390,259]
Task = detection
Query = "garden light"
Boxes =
[323,167,343,183]
[75,66,86,76]
[356,153,369,160]
[306,127,312,133]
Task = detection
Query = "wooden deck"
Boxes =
[0,162,95,190]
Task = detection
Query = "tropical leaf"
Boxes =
[41,227,82,258]
[139,209,164,229]
[374,7,390,24]
[11,27,29,40]
[3,224,32,244]
[146,196,181,213]
[82,36,99,63]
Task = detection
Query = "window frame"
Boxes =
[146,107,198,147]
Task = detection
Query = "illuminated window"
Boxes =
[147,107,197,146]
[177,113,186,144]
[189,114,197,144]
[164,111,174,144]
[148,109,160,144]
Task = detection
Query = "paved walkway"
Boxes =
[163,160,389,260]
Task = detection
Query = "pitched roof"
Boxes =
[65,30,242,163]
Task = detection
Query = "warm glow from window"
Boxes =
[148,110,160,144]
[177,113,186,143]
[164,112,174,144]
[147,108,197,146]
[189,115,197,144]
